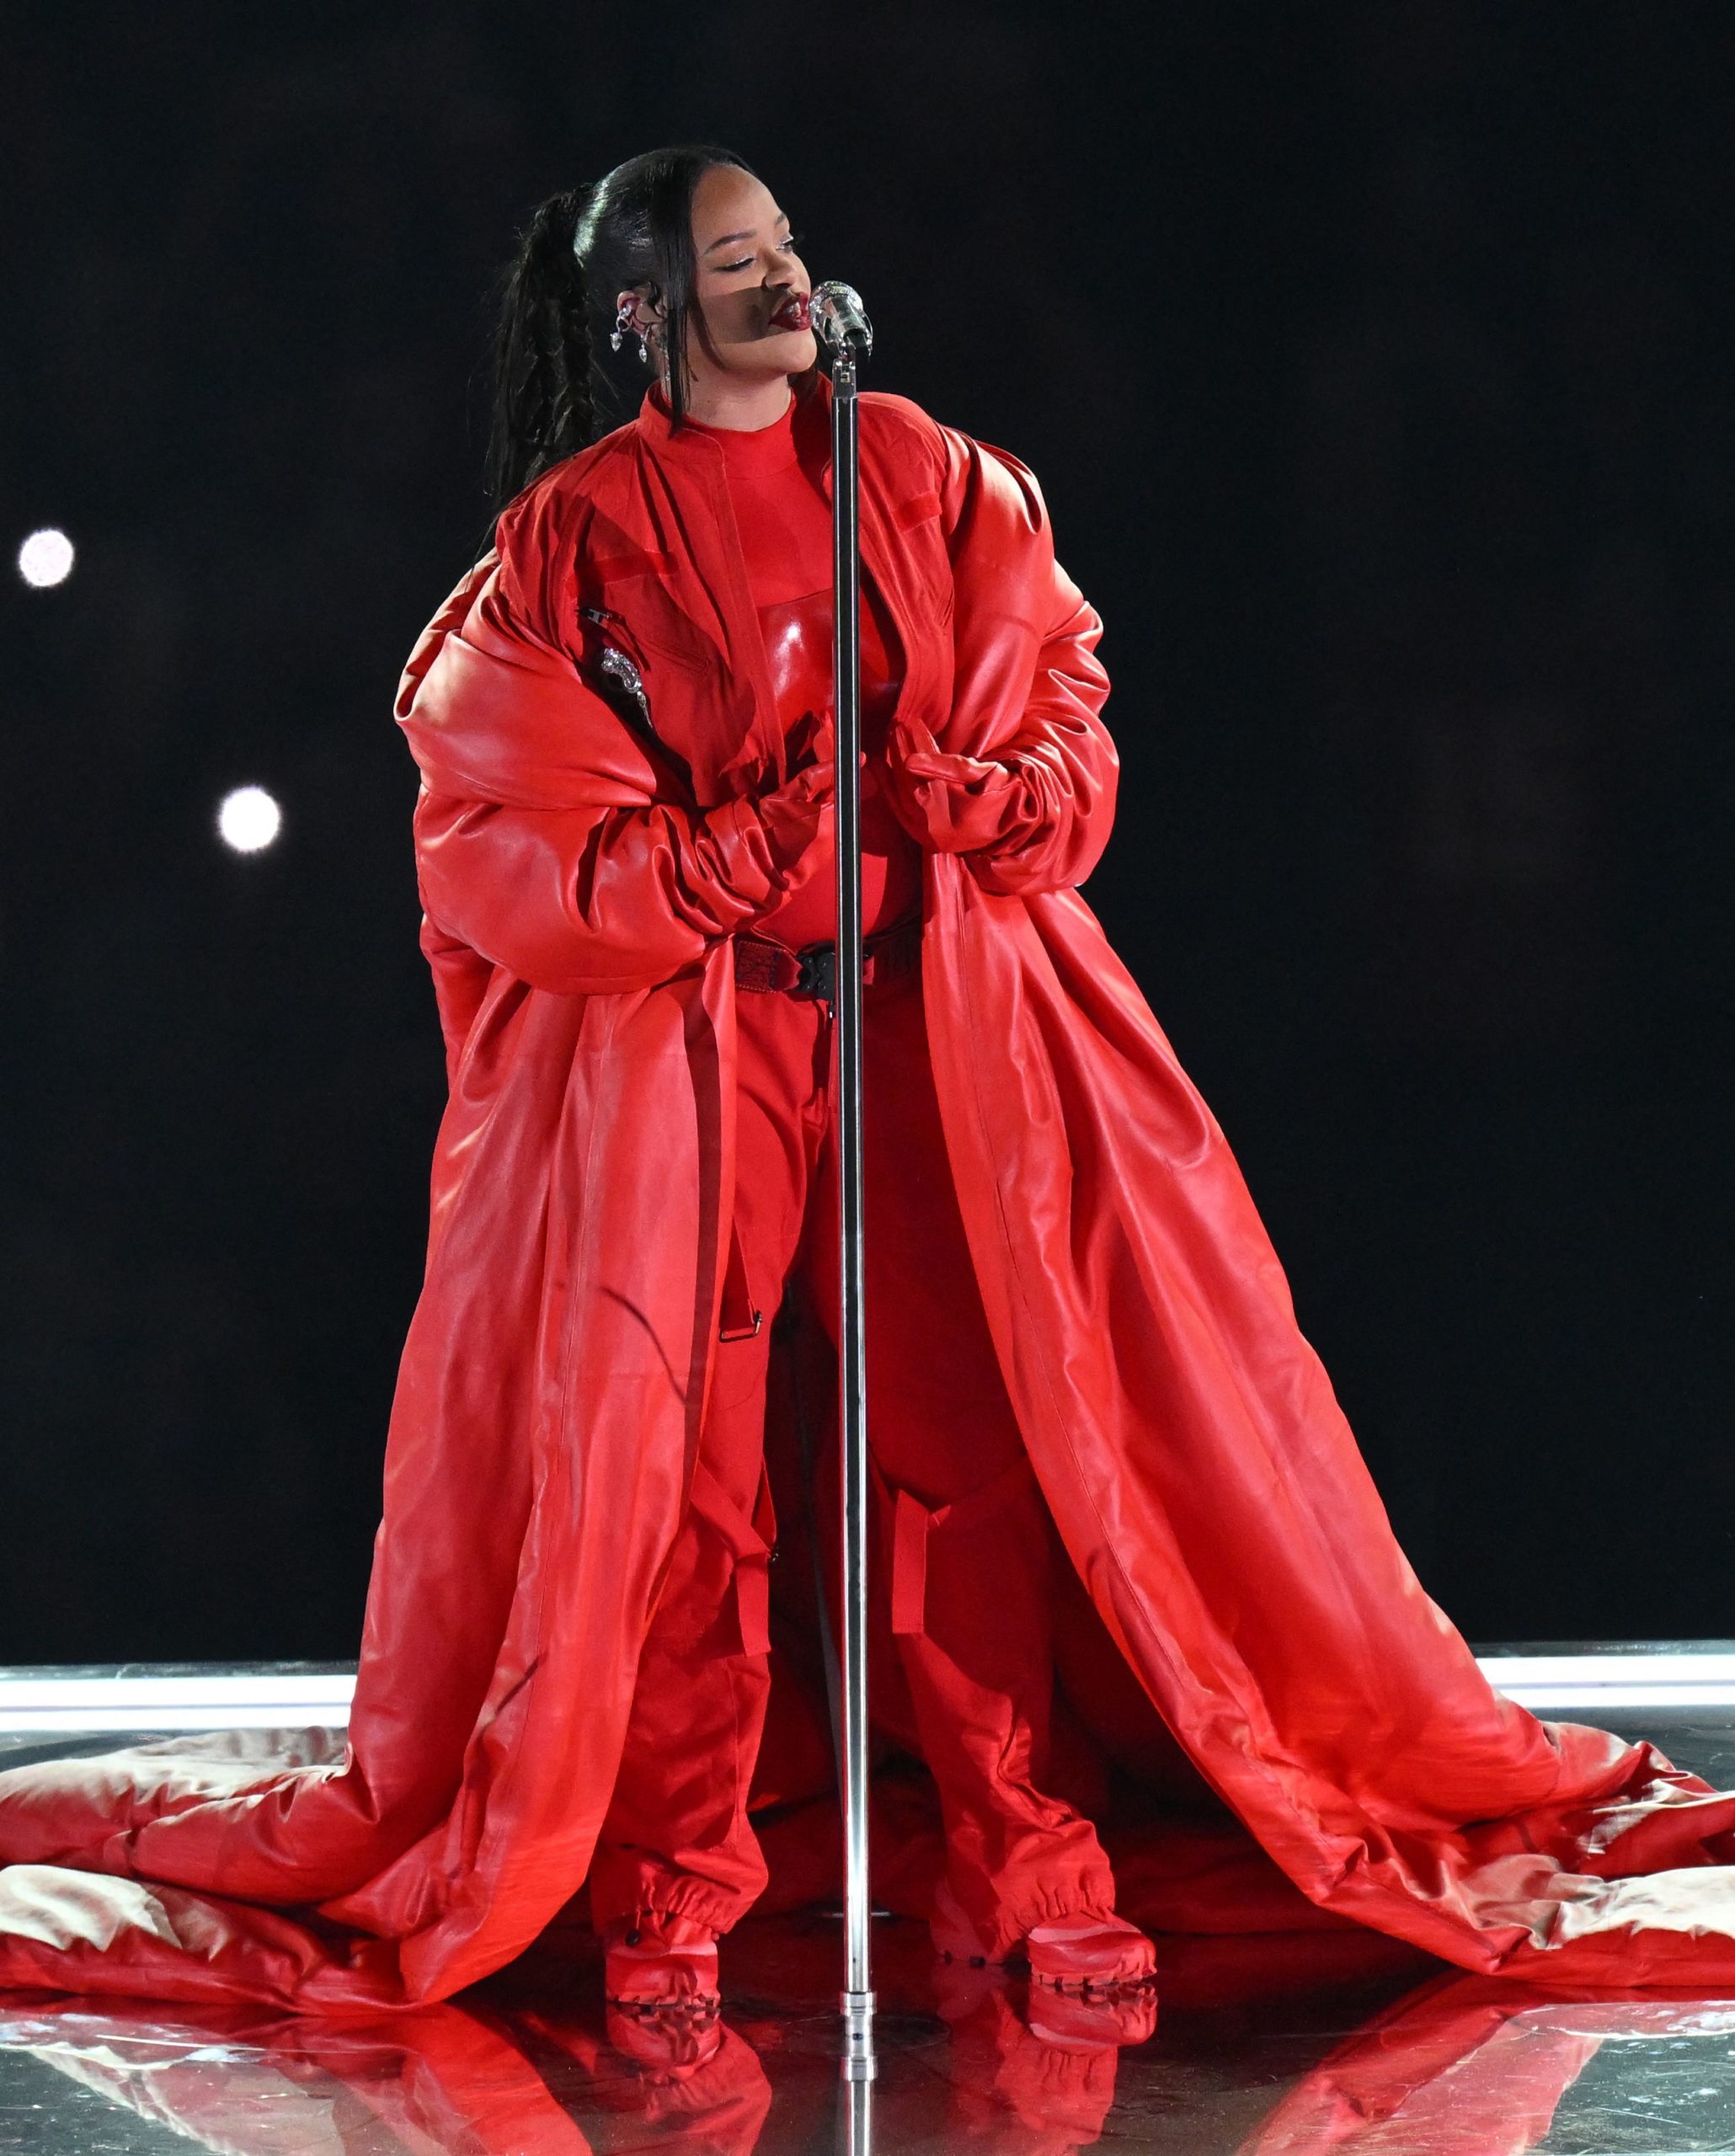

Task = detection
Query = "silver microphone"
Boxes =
[809,280,873,359]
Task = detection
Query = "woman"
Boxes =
[450,145,1156,2007]
[456,146,1156,2007]
[4,144,1735,2020]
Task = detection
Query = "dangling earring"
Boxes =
[610,296,636,354]
[637,327,655,367]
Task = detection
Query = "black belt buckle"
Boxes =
[791,942,838,1005]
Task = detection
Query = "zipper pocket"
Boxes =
[579,602,651,672]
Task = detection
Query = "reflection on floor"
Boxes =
[2,1709,1734,2153]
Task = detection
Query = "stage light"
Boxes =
[1476,1652,1735,1710]
[17,527,75,588]
[218,785,282,853]
[5,1654,1735,1736]
[0,1672,355,1734]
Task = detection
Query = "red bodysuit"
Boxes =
[678,395,922,946]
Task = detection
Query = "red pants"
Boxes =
[590,962,1117,1956]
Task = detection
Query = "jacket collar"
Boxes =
[633,366,832,466]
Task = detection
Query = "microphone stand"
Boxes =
[814,283,876,2116]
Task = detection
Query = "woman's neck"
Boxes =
[673,370,794,432]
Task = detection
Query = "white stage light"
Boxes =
[18,528,75,588]
[0,1673,355,1733]
[6,1654,1735,1736]
[1477,1652,1735,1710]
[218,785,282,853]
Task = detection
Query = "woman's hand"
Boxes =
[755,716,872,857]
[753,717,835,867]
[878,714,1022,854]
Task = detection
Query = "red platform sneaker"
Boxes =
[929,1879,1157,1995]
[602,1912,722,2012]
[1025,1915,1158,1994]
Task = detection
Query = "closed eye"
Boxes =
[717,234,803,274]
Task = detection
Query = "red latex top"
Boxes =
[675,396,921,945]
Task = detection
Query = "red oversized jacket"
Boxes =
[2,376,1734,2010]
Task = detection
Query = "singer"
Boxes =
[7,142,1735,2020]
[458,147,1156,2009]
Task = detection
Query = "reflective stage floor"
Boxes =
[3,1698,1735,2152]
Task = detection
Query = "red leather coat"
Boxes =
[3,376,1735,2011]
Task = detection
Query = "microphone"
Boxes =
[809,280,873,359]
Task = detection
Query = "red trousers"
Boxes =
[590,961,1118,1956]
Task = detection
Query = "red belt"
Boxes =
[733,912,921,1003]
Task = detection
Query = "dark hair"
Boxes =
[486,144,756,512]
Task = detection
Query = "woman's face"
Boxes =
[623,163,815,389]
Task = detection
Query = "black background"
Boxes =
[3,2,1731,1661]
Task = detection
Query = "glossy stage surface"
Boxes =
[3,1693,1735,2153]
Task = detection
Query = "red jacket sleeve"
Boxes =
[396,488,830,996]
[410,781,829,997]
[882,429,1118,895]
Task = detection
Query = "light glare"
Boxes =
[4,1654,1735,1735]
[218,785,282,853]
[18,527,75,588]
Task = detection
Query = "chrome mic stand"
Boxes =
[809,279,876,2115]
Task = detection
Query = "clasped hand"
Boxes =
[757,712,1019,858]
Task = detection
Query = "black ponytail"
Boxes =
[486,188,597,514]
[486,145,757,515]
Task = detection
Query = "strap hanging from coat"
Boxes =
[873,1454,1039,1639]
[718,1218,764,1343]
[686,1458,777,1657]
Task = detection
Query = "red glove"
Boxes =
[753,733,835,872]
[879,714,1032,855]
[756,717,877,867]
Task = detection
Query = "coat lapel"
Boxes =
[630,392,786,797]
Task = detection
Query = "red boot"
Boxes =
[602,1912,722,2012]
